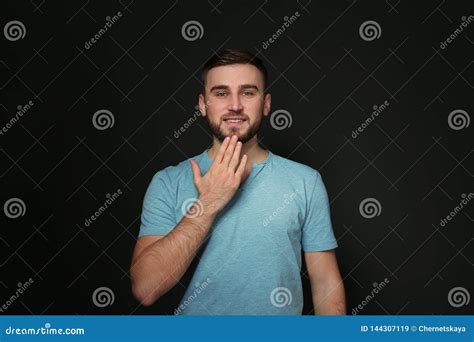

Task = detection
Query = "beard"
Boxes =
[205,114,262,144]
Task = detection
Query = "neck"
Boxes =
[208,135,268,165]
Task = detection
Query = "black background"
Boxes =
[0,0,472,315]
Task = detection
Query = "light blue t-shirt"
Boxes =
[138,149,337,315]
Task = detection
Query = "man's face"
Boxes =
[199,64,271,143]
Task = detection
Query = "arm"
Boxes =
[130,205,218,306]
[304,250,346,315]
[130,135,247,306]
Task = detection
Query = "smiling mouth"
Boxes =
[223,118,247,126]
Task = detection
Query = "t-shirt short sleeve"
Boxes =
[138,170,176,237]
[301,170,338,252]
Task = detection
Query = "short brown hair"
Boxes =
[201,49,268,91]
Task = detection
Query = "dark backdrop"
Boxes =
[0,0,472,315]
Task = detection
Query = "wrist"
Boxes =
[197,195,220,218]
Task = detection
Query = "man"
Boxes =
[130,49,346,315]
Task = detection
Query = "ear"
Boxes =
[199,93,207,117]
[263,93,271,117]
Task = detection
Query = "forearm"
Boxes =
[131,198,217,305]
[312,279,346,315]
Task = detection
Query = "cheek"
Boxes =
[207,102,227,115]
[204,106,219,119]
[244,99,264,115]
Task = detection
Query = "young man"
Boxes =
[130,49,346,315]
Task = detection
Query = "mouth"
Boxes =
[222,117,247,127]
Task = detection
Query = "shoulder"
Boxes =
[147,153,201,191]
[270,152,323,184]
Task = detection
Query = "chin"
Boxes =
[223,127,247,137]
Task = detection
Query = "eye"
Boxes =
[242,91,255,96]
[215,92,227,97]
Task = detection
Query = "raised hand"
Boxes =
[189,135,247,216]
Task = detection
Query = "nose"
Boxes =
[227,93,243,113]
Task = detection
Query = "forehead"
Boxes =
[205,64,264,88]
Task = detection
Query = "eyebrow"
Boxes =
[209,84,260,92]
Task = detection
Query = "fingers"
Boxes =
[229,141,242,171]
[189,160,202,183]
[222,135,238,166]
[235,154,248,177]
[214,136,230,164]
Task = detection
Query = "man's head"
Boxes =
[199,49,271,144]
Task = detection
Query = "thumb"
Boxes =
[189,160,202,183]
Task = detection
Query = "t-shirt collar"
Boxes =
[198,148,272,173]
